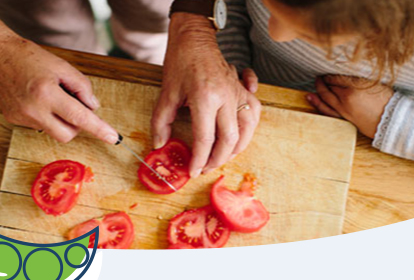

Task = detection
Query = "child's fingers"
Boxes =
[315,77,342,111]
[322,75,353,88]
[323,74,372,91]
[306,93,342,118]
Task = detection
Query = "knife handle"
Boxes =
[115,133,123,145]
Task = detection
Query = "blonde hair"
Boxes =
[276,0,414,84]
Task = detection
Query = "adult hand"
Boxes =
[307,75,393,138]
[0,24,118,144]
[152,14,261,178]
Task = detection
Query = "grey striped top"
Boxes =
[217,0,414,161]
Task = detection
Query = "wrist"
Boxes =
[170,13,217,42]
[0,20,21,41]
[165,12,227,69]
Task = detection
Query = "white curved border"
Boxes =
[67,219,414,279]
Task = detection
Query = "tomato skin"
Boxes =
[67,212,135,249]
[168,205,231,249]
[31,160,92,216]
[211,175,270,233]
[138,138,191,194]
[167,243,195,249]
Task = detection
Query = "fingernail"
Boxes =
[230,154,237,161]
[91,95,100,109]
[104,133,118,144]
[190,168,202,178]
[154,136,166,149]
[306,94,313,103]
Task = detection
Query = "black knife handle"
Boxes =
[115,133,123,145]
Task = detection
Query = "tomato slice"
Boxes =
[168,205,231,249]
[67,212,135,249]
[31,160,93,216]
[138,138,191,194]
[211,175,270,233]
[167,243,195,249]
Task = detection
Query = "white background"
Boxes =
[79,218,414,280]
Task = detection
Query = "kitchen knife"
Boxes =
[115,134,178,192]
[61,86,178,192]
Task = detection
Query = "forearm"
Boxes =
[0,19,29,62]
[169,13,221,57]
[0,20,12,37]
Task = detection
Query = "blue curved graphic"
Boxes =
[23,248,63,280]
[0,226,99,280]
[65,243,90,269]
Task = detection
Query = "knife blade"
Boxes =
[115,134,178,192]
[59,87,177,191]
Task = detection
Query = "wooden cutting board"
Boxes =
[0,76,356,248]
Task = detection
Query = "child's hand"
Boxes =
[307,75,393,138]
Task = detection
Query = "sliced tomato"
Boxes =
[211,175,270,233]
[84,166,94,183]
[168,205,230,249]
[31,160,93,216]
[67,212,135,249]
[138,138,191,194]
[167,243,195,249]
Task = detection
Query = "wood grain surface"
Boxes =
[0,76,356,248]
[0,46,413,245]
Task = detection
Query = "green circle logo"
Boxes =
[0,226,99,280]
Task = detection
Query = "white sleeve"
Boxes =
[372,91,414,160]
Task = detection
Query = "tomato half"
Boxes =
[168,205,231,249]
[138,138,191,194]
[67,212,135,249]
[167,243,195,249]
[31,160,93,216]
[211,175,270,233]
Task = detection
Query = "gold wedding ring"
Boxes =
[237,103,250,112]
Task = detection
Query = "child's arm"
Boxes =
[217,0,252,72]
[307,75,414,161]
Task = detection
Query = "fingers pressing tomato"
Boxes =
[31,160,94,216]
[138,138,191,194]
[68,212,135,249]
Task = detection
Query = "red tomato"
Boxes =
[168,205,231,249]
[31,160,93,216]
[138,138,191,194]
[167,243,195,249]
[67,212,135,249]
[211,175,270,233]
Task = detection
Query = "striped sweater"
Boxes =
[217,0,414,161]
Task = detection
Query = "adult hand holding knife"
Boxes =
[59,85,178,192]
[0,36,176,193]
